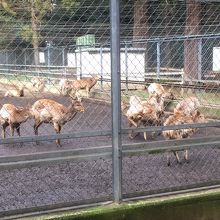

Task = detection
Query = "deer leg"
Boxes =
[128,118,138,127]
[34,120,42,145]
[144,132,147,141]
[15,123,21,136]
[60,87,63,95]
[10,124,15,137]
[2,122,8,139]
[128,120,135,139]
[86,87,90,98]
[184,149,189,163]
[167,152,171,166]
[173,151,181,164]
[54,123,62,147]
[15,123,24,147]
[9,124,16,147]
[128,120,140,139]
[128,121,135,139]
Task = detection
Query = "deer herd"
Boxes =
[0,76,208,166]
[0,76,99,147]
[123,83,207,166]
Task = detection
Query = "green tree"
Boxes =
[0,0,78,65]
[0,0,52,65]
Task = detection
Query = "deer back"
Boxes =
[0,104,32,123]
[174,97,200,115]
[126,95,143,118]
[148,83,165,95]
[32,99,67,121]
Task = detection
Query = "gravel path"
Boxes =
[0,93,219,217]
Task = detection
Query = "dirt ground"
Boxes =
[0,86,219,217]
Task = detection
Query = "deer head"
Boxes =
[70,95,85,113]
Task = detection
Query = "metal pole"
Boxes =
[198,39,202,81]
[156,41,161,78]
[6,51,9,73]
[79,46,82,79]
[125,43,128,94]
[110,0,122,203]
[47,45,50,74]
[24,49,27,71]
[62,47,66,77]
[100,46,103,90]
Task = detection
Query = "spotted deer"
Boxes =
[67,76,100,97]
[147,83,174,100]
[31,76,46,92]
[31,96,85,147]
[174,96,200,116]
[4,86,25,97]
[125,95,165,140]
[0,104,33,138]
[163,109,206,166]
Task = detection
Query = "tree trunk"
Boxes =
[184,0,201,82]
[133,0,150,71]
[163,3,173,69]
[133,0,148,46]
[31,1,39,67]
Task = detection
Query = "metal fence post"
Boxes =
[125,43,128,94]
[100,46,103,90]
[198,38,202,81]
[79,46,82,79]
[62,47,66,77]
[24,49,27,71]
[110,0,122,203]
[156,41,161,78]
[5,51,8,64]
[47,44,50,73]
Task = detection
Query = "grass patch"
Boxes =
[23,189,220,220]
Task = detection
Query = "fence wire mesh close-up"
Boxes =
[0,0,220,218]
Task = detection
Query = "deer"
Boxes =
[147,83,174,100]
[31,76,46,92]
[140,95,165,140]
[59,78,68,95]
[0,104,33,139]
[59,78,74,95]
[125,95,165,140]
[174,96,200,116]
[67,75,100,98]
[4,86,25,97]
[31,96,85,147]
[163,109,207,166]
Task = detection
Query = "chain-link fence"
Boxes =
[0,0,220,218]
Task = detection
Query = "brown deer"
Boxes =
[163,109,206,166]
[59,78,74,95]
[59,78,68,95]
[31,76,46,92]
[174,96,200,116]
[125,95,165,140]
[67,76,100,98]
[4,86,25,97]
[140,95,165,140]
[31,96,85,147]
[147,83,174,100]
[0,104,33,138]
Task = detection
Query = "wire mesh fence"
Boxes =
[0,0,220,218]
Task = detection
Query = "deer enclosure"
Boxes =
[0,0,220,218]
